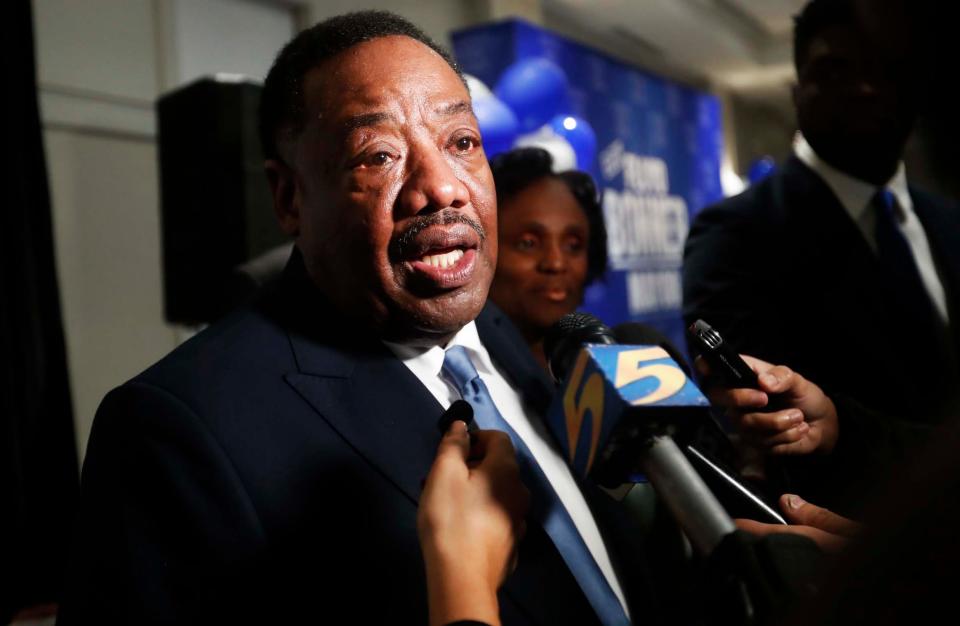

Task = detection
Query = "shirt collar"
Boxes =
[794,132,912,219]
[382,320,495,381]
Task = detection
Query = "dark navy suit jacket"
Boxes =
[58,255,678,625]
[684,155,960,422]
[683,156,960,512]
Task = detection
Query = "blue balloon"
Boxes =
[472,95,519,159]
[548,114,597,170]
[494,58,572,133]
[747,156,776,184]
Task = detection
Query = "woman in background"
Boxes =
[488,147,687,373]
[487,148,608,371]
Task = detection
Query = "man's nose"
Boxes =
[397,146,470,215]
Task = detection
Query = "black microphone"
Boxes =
[545,311,617,384]
[543,312,737,555]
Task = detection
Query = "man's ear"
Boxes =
[265,158,300,236]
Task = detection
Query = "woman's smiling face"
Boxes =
[489,176,590,339]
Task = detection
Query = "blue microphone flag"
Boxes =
[546,344,709,482]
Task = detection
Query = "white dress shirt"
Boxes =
[794,133,950,323]
[383,321,630,617]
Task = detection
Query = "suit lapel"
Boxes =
[284,335,443,507]
[283,302,553,508]
[912,190,960,328]
[778,157,911,380]
[476,303,554,417]
[260,254,444,506]
[480,304,664,623]
[279,294,588,624]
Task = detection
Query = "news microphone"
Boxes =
[687,319,759,388]
[543,312,737,554]
[614,321,787,525]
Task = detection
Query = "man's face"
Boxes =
[489,177,590,339]
[271,36,497,341]
[794,23,918,172]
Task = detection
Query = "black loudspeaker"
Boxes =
[157,77,288,325]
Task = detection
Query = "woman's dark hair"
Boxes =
[489,147,608,283]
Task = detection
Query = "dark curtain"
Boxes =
[1,0,80,619]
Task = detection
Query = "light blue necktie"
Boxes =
[442,346,630,626]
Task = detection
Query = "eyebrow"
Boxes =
[438,100,473,117]
[517,222,548,233]
[342,112,395,132]
[339,101,472,133]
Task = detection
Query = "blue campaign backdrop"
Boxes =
[453,19,725,354]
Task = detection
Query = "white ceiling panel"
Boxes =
[545,0,806,97]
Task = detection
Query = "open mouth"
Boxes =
[418,248,466,269]
[400,223,481,290]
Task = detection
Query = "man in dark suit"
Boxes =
[57,12,674,625]
[684,0,960,432]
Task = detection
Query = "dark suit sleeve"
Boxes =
[828,396,933,483]
[779,395,934,515]
[57,382,269,625]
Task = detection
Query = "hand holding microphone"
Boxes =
[698,353,840,456]
[418,412,530,626]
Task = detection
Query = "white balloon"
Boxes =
[464,74,493,102]
[513,125,578,171]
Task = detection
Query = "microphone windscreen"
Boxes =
[544,312,615,383]
[437,399,475,433]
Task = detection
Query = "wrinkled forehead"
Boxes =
[301,35,471,134]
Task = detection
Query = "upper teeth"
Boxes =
[421,249,464,268]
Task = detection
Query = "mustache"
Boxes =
[391,211,486,258]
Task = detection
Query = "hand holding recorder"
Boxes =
[689,320,839,456]
[418,416,529,626]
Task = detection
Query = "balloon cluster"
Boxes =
[466,58,597,171]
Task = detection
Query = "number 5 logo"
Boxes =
[562,350,605,469]
[614,347,686,405]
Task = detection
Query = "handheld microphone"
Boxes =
[687,319,759,388]
[543,313,737,554]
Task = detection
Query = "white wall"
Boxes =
[168,0,294,85]
[301,0,489,50]
[44,128,175,447]
[34,0,296,460]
